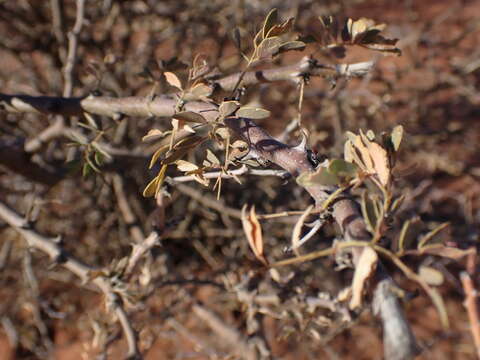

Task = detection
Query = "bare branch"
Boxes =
[0,201,141,359]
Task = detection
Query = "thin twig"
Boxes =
[461,271,480,358]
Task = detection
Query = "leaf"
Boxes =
[219,101,240,118]
[278,41,306,54]
[173,111,207,123]
[291,205,314,254]
[262,9,278,40]
[142,129,166,142]
[419,266,444,286]
[256,36,283,60]
[206,149,220,165]
[242,205,268,265]
[143,173,160,197]
[349,247,378,310]
[149,145,169,169]
[266,17,294,38]
[391,125,403,152]
[237,107,271,119]
[297,166,340,187]
[367,141,390,186]
[185,83,212,100]
[164,71,182,90]
[328,159,357,179]
[176,160,199,172]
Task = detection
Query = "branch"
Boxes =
[224,117,419,360]
[0,58,373,118]
[0,201,141,359]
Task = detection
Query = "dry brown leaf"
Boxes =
[349,247,378,309]
[242,205,268,265]
[419,266,444,286]
[367,141,390,186]
[291,205,314,255]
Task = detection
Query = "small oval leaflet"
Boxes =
[236,107,271,119]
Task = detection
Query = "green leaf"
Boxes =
[236,107,270,119]
[296,167,340,187]
[328,159,357,179]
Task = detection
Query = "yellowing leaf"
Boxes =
[242,205,268,265]
[164,72,182,90]
[142,164,168,197]
[149,145,169,169]
[349,247,378,310]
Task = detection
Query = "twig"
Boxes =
[0,58,373,118]
[63,0,85,97]
[0,201,141,359]
[168,165,288,184]
[461,271,480,358]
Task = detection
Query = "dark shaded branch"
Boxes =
[224,117,419,360]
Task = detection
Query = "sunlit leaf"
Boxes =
[176,160,199,172]
[242,205,268,265]
[142,129,166,142]
[185,83,212,100]
[349,247,378,309]
[237,107,271,119]
[164,71,182,90]
[391,125,404,152]
[419,266,444,286]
